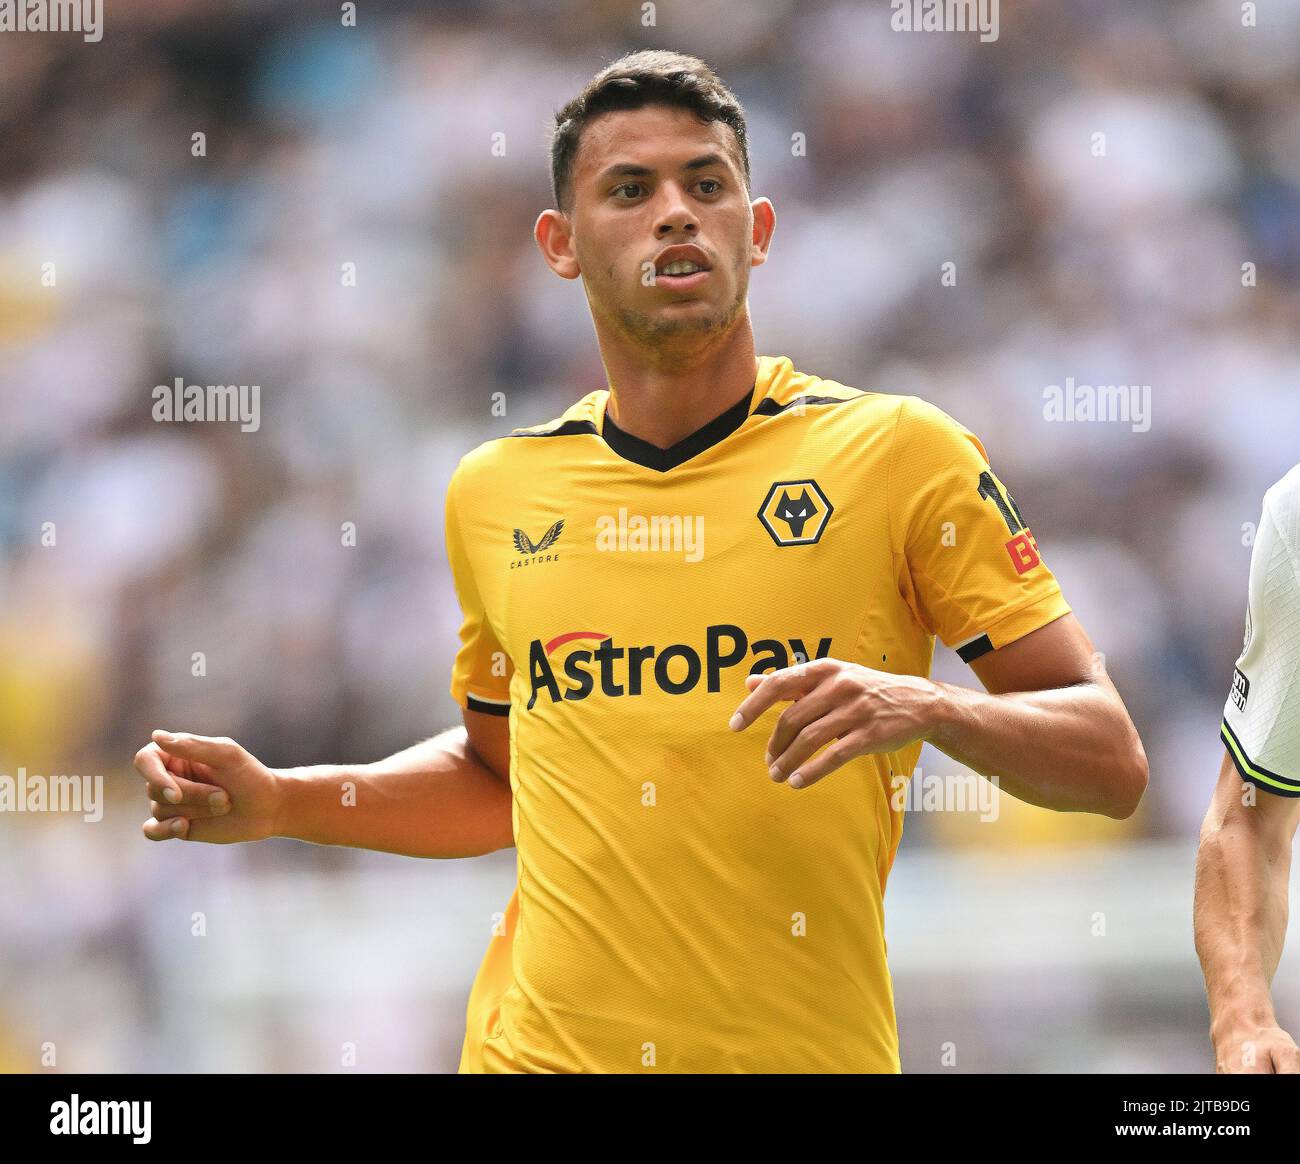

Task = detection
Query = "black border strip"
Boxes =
[601,386,754,472]
[466,694,510,717]
[506,419,599,439]
[751,393,861,416]
[956,634,994,663]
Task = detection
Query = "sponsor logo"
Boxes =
[1004,529,1040,574]
[758,479,833,546]
[511,519,563,568]
[526,624,833,709]
[1231,667,1250,713]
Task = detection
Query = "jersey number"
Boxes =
[977,470,1026,535]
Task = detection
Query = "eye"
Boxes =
[697,178,722,195]
[612,182,645,200]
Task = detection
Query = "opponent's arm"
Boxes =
[730,613,1147,819]
[1195,750,1300,1073]
[135,707,513,858]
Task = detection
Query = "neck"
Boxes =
[598,320,759,449]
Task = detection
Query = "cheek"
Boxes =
[724,227,753,272]
[574,250,610,286]
[584,238,633,283]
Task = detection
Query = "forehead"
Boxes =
[572,104,743,183]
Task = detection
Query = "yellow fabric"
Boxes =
[446,355,1071,1073]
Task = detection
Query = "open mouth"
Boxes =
[653,246,712,288]
[658,260,709,277]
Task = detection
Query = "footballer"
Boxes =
[1195,464,1300,1073]
[134,51,1148,1073]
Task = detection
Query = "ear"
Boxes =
[749,197,776,269]
[534,209,581,280]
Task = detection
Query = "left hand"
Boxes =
[728,658,942,789]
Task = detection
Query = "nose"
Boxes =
[653,183,699,237]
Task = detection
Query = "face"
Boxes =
[536,104,774,350]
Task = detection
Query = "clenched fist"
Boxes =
[134,730,284,844]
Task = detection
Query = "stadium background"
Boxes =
[2,0,1299,1072]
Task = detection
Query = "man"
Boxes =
[1195,464,1300,1074]
[135,50,1147,1073]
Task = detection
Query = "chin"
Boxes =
[616,295,741,343]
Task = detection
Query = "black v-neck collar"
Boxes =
[600,379,757,472]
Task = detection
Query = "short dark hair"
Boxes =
[550,50,750,213]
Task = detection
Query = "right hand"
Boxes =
[134,730,284,844]
[1213,1024,1300,1073]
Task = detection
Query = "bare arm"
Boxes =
[134,708,514,858]
[933,614,1147,818]
[730,614,1147,819]
[1194,750,1300,1072]
[275,710,512,856]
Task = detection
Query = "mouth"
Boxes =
[652,246,712,292]
[656,268,711,293]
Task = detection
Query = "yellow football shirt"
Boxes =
[445,354,1070,1073]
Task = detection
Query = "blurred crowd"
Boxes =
[1,0,1298,1071]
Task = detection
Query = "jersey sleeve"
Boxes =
[1221,473,1300,795]
[445,461,513,717]
[888,397,1071,662]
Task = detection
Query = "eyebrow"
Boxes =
[597,153,730,182]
